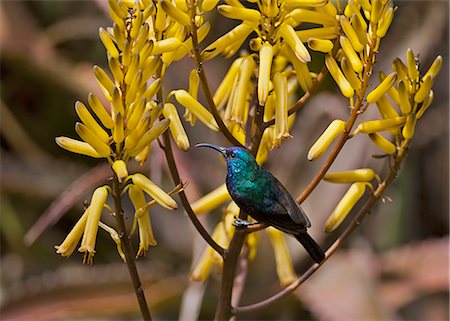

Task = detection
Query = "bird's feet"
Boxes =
[232,217,258,227]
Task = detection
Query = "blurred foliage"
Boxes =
[0,1,448,320]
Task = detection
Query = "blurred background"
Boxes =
[0,1,448,320]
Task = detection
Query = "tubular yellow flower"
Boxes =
[376,95,399,119]
[111,87,125,115]
[135,145,151,165]
[202,23,255,60]
[124,53,140,86]
[369,132,396,154]
[341,57,362,90]
[414,74,434,103]
[128,185,157,256]
[308,119,346,161]
[130,11,143,39]
[113,112,124,144]
[325,54,354,98]
[366,72,397,103]
[189,69,200,100]
[355,116,406,134]
[191,184,232,215]
[55,208,89,257]
[112,160,128,183]
[392,58,409,83]
[172,90,219,131]
[108,56,124,84]
[284,0,327,9]
[99,27,119,59]
[132,24,150,54]
[398,81,412,115]
[324,168,376,183]
[350,13,368,47]
[258,42,273,106]
[213,58,241,109]
[402,112,417,140]
[296,26,339,42]
[416,90,434,119]
[75,122,111,157]
[143,78,162,100]
[325,182,367,232]
[377,6,394,38]
[340,36,363,73]
[79,186,109,264]
[160,0,190,26]
[55,137,102,158]
[287,46,312,92]
[279,23,311,63]
[152,38,183,55]
[126,70,144,105]
[370,0,383,24]
[406,48,419,81]
[162,103,190,151]
[218,5,261,22]
[112,23,126,51]
[127,118,170,157]
[93,65,115,98]
[127,98,146,131]
[88,93,114,129]
[75,101,109,143]
[286,8,336,27]
[423,55,443,80]
[108,0,128,20]
[136,210,157,257]
[166,22,211,63]
[339,16,364,52]
[307,38,334,53]
[131,173,178,210]
[124,112,151,151]
[202,0,220,11]
[266,227,298,287]
[273,72,291,145]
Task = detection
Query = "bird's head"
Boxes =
[195,144,258,172]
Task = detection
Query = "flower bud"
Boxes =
[366,72,397,103]
[131,173,178,210]
[324,168,376,183]
[308,120,346,160]
[369,132,396,154]
[325,182,368,232]
[112,160,128,183]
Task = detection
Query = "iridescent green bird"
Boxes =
[196,144,325,263]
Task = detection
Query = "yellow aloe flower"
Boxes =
[79,186,109,264]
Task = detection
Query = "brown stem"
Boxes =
[189,17,244,148]
[112,175,152,321]
[161,131,225,256]
[234,140,409,314]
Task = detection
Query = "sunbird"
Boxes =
[196,144,325,263]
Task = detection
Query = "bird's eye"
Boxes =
[229,151,236,158]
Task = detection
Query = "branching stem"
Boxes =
[112,175,152,321]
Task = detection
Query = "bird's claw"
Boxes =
[232,216,257,228]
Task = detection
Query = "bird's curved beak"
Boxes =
[195,143,226,156]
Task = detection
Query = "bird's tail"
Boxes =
[294,232,325,263]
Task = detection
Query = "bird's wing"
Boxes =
[270,175,311,228]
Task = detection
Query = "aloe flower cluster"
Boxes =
[53,0,442,318]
